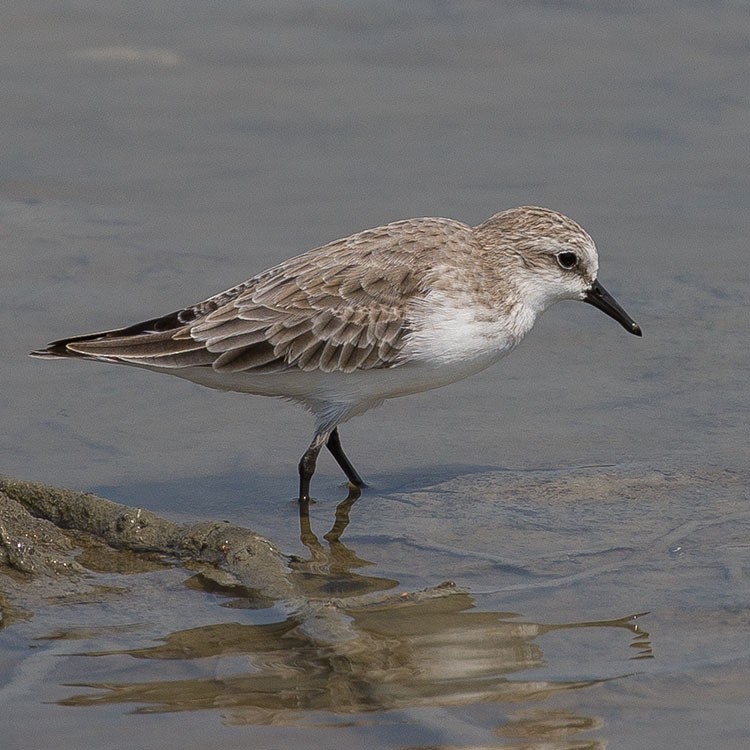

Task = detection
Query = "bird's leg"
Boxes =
[326,427,366,488]
[298,433,327,503]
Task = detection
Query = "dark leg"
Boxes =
[326,428,366,488]
[298,440,324,502]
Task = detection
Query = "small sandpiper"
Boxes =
[33,206,642,501]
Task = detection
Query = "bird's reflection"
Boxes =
[289,487,398,599]
[61,595,649,734]
[57,498,653,738]
[296,486,364,567]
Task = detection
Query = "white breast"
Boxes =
[403,289,530,367]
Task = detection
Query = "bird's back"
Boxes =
[32,216,483,376]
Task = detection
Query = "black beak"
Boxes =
[583,279,642,336]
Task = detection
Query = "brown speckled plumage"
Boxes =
[33,206,641,501]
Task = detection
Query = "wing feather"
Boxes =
[186,230,434,372]
[37,217,480,374]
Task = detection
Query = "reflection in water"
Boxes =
[57,498,653,740]
[288,488,397,598]
[60,597,647,730]
[494,708,605,750]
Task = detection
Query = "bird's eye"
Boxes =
[556,251,578,270]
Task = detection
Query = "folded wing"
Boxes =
[32,220,451,374]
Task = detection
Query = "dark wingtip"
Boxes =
[30,341,74,358]
[29,308,191,361]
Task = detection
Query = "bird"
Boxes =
[32,206,642,502]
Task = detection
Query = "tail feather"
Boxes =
[30,310,211,366]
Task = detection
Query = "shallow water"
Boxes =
[2,1,750,748]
